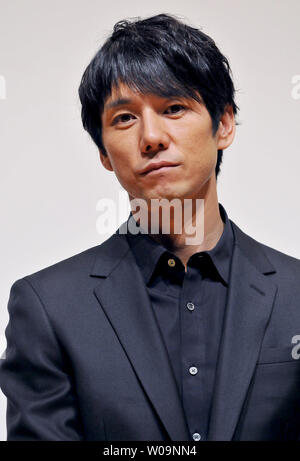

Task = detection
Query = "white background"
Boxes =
[0,0,299,440]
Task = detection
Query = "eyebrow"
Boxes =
[104,98,133,110]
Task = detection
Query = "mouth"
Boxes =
[140,162,181,176]
[142,165,180,176]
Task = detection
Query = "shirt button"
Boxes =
[189,366,198,375]
[186,302,195,311]
[167,258,176,267]
[193,432,201,441]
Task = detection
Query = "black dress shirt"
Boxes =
[126,203,235,441]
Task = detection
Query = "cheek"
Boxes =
[174,122,218,168]
[104,134,135,171]
[103,136,141,192]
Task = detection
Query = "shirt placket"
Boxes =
[180,266,206,441]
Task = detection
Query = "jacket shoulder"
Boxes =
[258,240,300,266]
[26,244,101,280]
[257,241,300,287]
[231,220,300,284]
[16,234,118,292]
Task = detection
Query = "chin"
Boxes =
[150,181,186,198]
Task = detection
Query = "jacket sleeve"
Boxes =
[0,277,84,440]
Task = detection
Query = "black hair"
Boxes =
[79,13,239,177]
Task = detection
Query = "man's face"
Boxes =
[100,82,234,202]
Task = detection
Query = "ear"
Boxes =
[99,149,114,172]
[216,105,236,151]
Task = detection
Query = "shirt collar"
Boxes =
[204,203,234,285]
[126,203,235,286]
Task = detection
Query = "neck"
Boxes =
[129,175,224,270]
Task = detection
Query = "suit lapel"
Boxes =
[207,221,278,440]
[91,231,190,441]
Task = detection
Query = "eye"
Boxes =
[164,104,186,115]
[112,113,135,125]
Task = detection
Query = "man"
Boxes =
[1,13,300,441]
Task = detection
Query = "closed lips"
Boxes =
[140,161,180,175]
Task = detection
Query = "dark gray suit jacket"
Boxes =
[1,219,300,441]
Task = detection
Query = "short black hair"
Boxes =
[79,13,239,178]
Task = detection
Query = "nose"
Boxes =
[140,109,170,155]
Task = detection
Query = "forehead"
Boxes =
[102,88,146,116]
[103,81,202,110]
[104,83,139,106]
